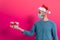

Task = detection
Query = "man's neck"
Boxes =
[42,15,49,21]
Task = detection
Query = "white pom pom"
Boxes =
[48,11,51,14]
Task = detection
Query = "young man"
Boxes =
[10,5,58,40]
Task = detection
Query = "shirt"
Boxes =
[23,20,58,40]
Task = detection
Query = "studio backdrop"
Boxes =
[0,0,60,40]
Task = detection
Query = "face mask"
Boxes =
[38,13,43,18]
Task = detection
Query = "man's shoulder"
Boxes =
[49,20,56,26]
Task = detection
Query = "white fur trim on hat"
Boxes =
[38,7,47,12]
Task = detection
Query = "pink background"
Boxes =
[0,0,60,40]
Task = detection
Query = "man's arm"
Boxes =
[22,24,36,36]
[10,23,36,36]
[52,23,58,40]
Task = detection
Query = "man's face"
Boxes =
[38,10,46,16]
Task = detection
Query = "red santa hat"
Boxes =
[38,5,51,14]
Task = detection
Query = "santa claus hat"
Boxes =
[38,5,51,14]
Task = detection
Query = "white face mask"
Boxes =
[38,13,43,18]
